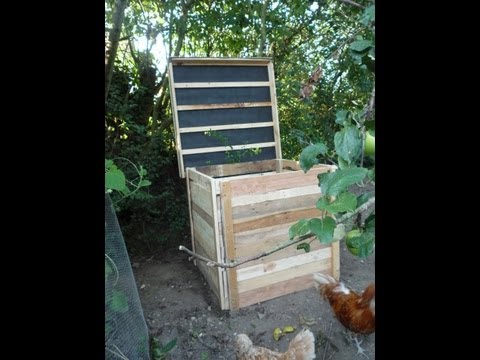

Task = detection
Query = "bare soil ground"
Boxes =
[132,241,375,360]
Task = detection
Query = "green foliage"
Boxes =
[299,143,328,172]
[316,191,357,213]
[151,337,177,360]
[289,216,336,245]
[334,125,362,164]
[105,158,151,202]
[346,230,375,258]
[289,218,310,240]
[357,191,374,207]
[288,2,375,257]
[308,217,336,244]
[297,243,311,253]
[318,167,368,197]
[109,289,129,313]
[105,161,126,192]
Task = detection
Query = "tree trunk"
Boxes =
[152,0,194,128]
[257,0,269,57]
[105,0,129,102]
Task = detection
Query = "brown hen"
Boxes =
[235,328,315,360]
[313,272,375,357]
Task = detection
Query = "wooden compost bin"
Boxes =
[168,57,339,310]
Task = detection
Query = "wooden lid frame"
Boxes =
[168,57,282,178]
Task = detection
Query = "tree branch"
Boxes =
[336,196,374,223]
[179,197,375,268]
[105,0,130,102]
[257,0,270,57]
[179,232,316,269]
[337,0,365,9]
[360,83,375,167]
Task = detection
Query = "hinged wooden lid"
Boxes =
[168,57,282,178]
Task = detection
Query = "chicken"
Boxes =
[235,328,315,360]
[312,272,375,357]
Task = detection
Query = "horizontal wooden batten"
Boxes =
[191,202,214,228]
[232,193,321,220]
[187,168,213,187]
[170,57,271,66]
[177,102,272,111]
[175,81,270,88]
[228,165,333,196]
[192,212,216,258]
[231,185,320,207]
[233,222,305,258]
[237,271,330,308]
[179,122,274,133]
[236,240,328,270]
[237,247,331,282]
[189,181,213,217]
[182,142,276,155]
[233,207,323,233]
[195,159,278,178]
[237,256,331,293]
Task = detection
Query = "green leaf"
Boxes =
[308,217,336,244]
[365,214,375,231]
[159,338,177,355]
[289,218,310,239]
[105,169,126,191]
[368,46,375,60]
[105,159,113,170]
[316,191,357,213]
[319,167,368,196]
[299,143,328,173]
[357,191,374,207]
[335,110,349,126]
[360,5,375,26]
[337,156,350,170]
[140,179,152,187]
[350,51,364,65]
[110,290,129,313]
[367,168,375,181]
[350,39,373,52]
[334,125,362,164]
[297,243,311,253]
[346,231,375,258]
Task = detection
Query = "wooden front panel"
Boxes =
[225,165,336,308]
[187,169,223,303]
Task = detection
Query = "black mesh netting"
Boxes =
[105,194,150,359]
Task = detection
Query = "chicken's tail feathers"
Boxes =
[287,329,316,360]
[312,272,337,289]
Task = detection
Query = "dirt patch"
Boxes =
[132,241,375,359]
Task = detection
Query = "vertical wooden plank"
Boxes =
[331,240,340,280]
[275,158,282,173]
[221,182,239,309]
[216,195,230,309]
[168,62,185,178]
[210,178,227,309]
[186,169,197,266]
[268,61,282,161]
